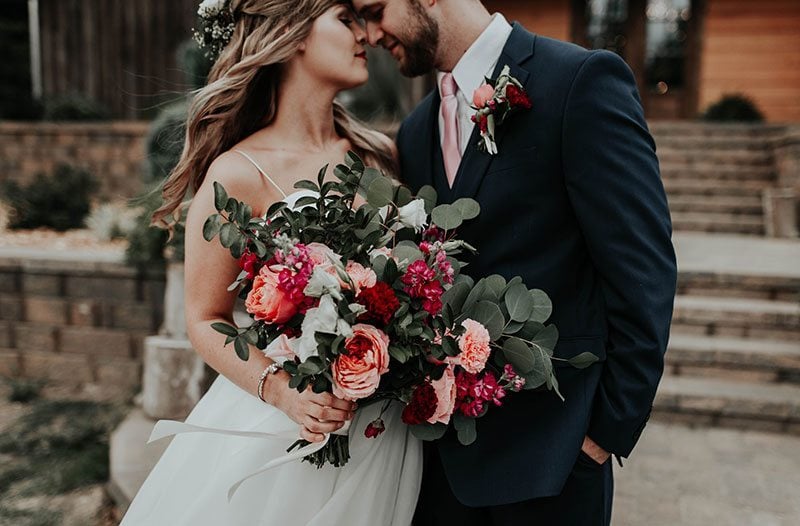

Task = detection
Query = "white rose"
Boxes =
[304,266,343,300]
[295,295,339,361]
[396,199,428,231]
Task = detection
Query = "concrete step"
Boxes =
[671,212,765,235]
[666,333,800,384]
[653,374,800,434]
[660,164,776,182]
[663,178,767,198]
[677,271,800,301]
[655,136,775,151]
[671,295,800,341]
[650,122,787,139]
[657,148,774,166]
[108,408,168,515]
[667,194,764,215]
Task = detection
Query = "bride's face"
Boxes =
[299,5,369,89]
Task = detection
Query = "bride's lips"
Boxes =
[355,51,368,61]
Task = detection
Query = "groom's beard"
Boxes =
[395,2,439,77]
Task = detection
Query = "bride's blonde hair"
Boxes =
[152,0,396,235]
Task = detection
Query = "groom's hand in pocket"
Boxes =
[581,435,611,465]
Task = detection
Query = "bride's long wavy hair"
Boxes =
[151,0,396,235]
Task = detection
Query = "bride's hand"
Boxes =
[264,371,356,443]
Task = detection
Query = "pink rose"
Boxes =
[472,84,495,109]
[332,324,390,401]
[346,261,377,295]
[457,319,491,374]
[306,243,341,270]
[245,267,298,324]
[263,334,297,362]
[428,365,457,425]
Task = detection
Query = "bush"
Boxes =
[143,100,189,186]
[43,93,110,121]
[4,377,44,404]
[702,94,764,122]
[1,164,99,231]
[85,202,140,241]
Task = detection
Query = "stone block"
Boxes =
[64,275,138,300]
[95,358,142,394]
[24,296,69,324]
[14,323,58,352]
[21,273,63,296]
[69,299,103,327]
[0,294,23,320]
[141,336,214,420]
[715,416,786,434]
[22,350,93,384]
[0,349,22,377]
[60,327,131,358]
[0,321,14,348]
[0,272,20,293]
[111,302,158,332]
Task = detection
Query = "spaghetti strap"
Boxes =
[233,149,288,199]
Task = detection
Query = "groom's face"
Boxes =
[352,0,439,77]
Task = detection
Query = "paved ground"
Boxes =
[614,422,800,526]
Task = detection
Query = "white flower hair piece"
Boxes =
[192,0,235,60]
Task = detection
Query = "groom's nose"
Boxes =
[364,20,384,48]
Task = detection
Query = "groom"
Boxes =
[354,0,677,524]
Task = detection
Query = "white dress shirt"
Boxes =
[437,13,514,155]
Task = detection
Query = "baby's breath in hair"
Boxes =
[192,0,236,60]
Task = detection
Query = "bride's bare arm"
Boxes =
[183,154,355,441]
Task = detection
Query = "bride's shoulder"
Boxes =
[195,149,269,214]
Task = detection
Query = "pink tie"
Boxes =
[440,73,461,188]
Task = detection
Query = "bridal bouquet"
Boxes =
[203,153,597,467]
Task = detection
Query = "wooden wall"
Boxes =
[38,0,198,119]
[699,0,800,122]
[484,0,572,42]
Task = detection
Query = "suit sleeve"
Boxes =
[562,50,678,457]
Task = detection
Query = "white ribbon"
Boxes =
[148,420,331,501]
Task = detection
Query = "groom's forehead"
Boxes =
[352,0,384,15]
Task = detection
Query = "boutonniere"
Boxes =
[470,65,532,155]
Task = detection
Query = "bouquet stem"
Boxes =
[288,434,350,469]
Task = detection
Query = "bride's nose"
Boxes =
[353,23,367,44]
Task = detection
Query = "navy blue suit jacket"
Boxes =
[396,25,677,506]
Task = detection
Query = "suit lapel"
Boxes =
[452,24,536,200]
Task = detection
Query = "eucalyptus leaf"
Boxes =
[453,414,477,445]
[467,301,505,341]
[505,283,535,322]
[393,241,424,265]
[484,275,506,298]
[452,198,480,220]
[202,214,222,241]
[367,177,395,208]
[529,289,553,323]
[442,281,470,315]
[462,279,486,313]
[522,345,552,390]
[568,352,600,369]
[234,337,250,361]
[416,185,438,214]
[395,185,413,207]
[410,423,447,441]
[213,182,228,211]
[502,337,535,373]
[431,204,463,231]
[530,324,559,355]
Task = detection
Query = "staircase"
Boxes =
[651,123,787,236]
[653,233,800,434]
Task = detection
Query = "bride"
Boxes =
[122,1,422,524]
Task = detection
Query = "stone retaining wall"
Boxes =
[0,251,165,397]
[0,122,150,201]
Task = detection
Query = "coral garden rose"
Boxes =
[457,318,492,374]
[306,243,341,270]
[345,261,377,295]
[332,324,390,401]
[428,365,457,425]
[245,267,298,324]
[472,83,495,109]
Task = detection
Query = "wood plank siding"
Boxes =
[699,0,800,121]
[484,0,572,42]
[38,0,198,119]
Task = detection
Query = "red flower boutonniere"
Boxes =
[470,65,532,155]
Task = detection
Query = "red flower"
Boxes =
[506,84,532,110]
[357,282,400,325]
[419,280,444,315]
[238,249,262,280]
[364,418,386,439]
[402,382,438,425]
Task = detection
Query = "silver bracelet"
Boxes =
[257,362,282,403]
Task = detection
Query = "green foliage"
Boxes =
[0,399,123,515]
[0,164,98,231]
[702,94,764,123]
[4,377,44,404]
[144,100,189,186]
[43,93,110,121]
[177,38,214,91]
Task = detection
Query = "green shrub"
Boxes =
[43,93,110,121]
[143,100,189,186]
[1,164,99,231]
[4,377,44,404]
[702,94,764,122]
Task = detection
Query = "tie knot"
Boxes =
[441,73,457,98]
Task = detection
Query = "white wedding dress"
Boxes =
[121,153,423,525]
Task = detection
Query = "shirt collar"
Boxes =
[437,13,513,101]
